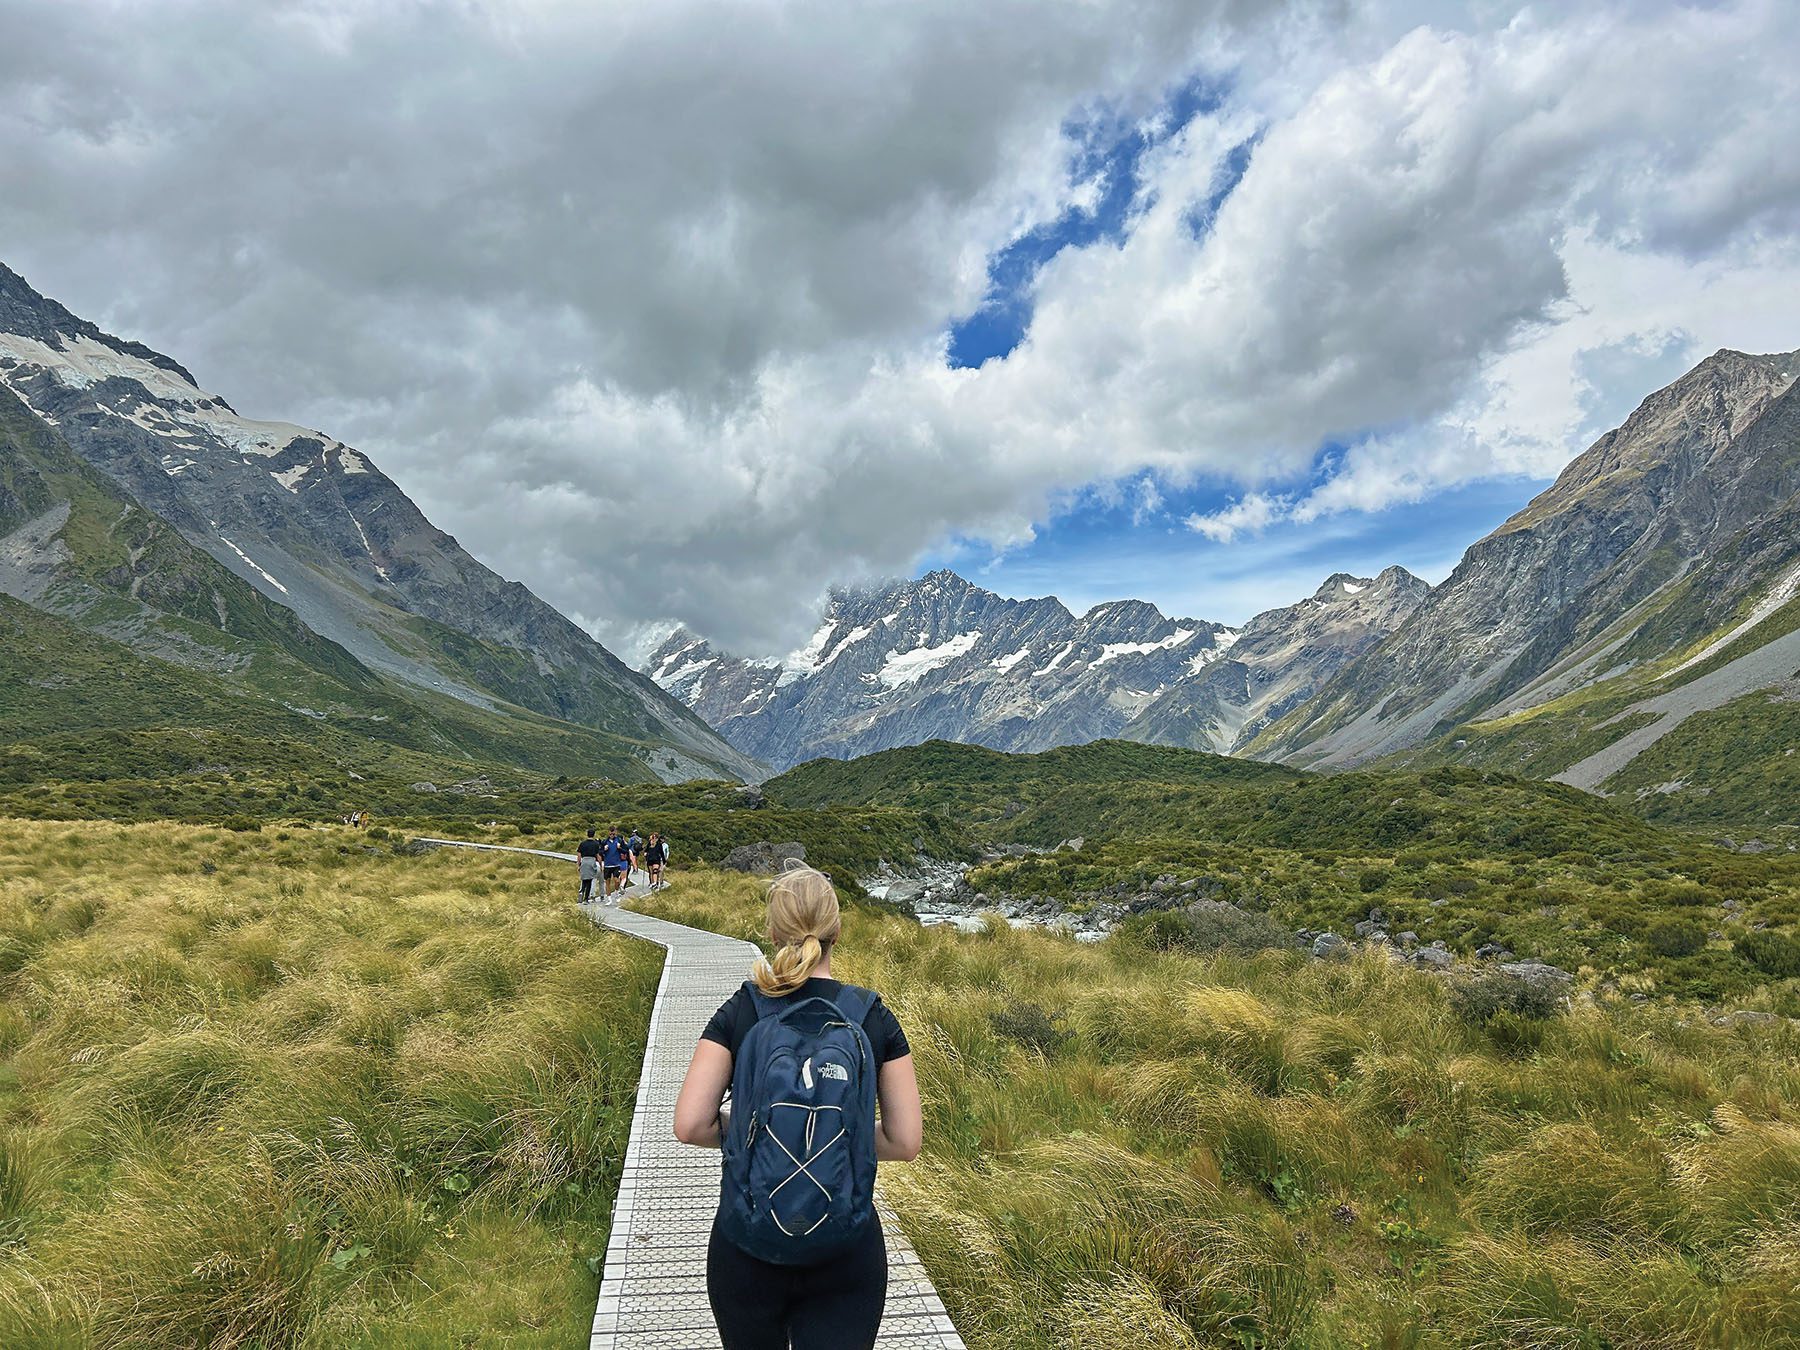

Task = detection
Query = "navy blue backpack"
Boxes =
[718,981,879,1264]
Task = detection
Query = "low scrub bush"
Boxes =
[1117,903,1290,956]
[1737,929,1800,978]
[1447,971,1566,1025]
[1644,917,1709,958]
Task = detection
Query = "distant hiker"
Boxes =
[601,826,630,901]
[629,828,644,861]
[643,832,667,890]
[576,827,603,902]
[674,865,922,1350]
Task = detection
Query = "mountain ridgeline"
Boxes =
[656,347,1800,827]
[649,565,1427,771]
[0,262,759,785]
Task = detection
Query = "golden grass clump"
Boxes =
[0,820,660,1347]
[639,869,1800,1349]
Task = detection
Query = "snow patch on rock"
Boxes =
[878,630,980,687]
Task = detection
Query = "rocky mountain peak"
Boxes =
[0,259,760,783]
[651,563,1420,769]
[1312,573,1373,600]
[0,263,197,387]
[1078,598,1173,637]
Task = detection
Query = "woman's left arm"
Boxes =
[874,1054,923,1162]
[673,1039,734,1148]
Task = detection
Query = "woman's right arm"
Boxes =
[874,1054,923,1162]
[673,1040,734,1148]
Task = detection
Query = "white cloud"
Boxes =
[1185,492,1289,542]
[2,0,1797,654]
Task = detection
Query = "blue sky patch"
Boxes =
[947,75,1228,369]
[919,473,1549,625]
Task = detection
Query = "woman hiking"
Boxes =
[674,866,922,1349]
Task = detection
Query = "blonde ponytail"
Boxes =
[752,865,841,997]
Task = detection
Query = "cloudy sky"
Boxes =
[3,0,1797,658]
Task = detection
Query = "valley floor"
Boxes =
[2,820,1797,1347]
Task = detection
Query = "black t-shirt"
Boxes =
[702,978,910,1065]
[577,838,602,859]
[644,841,667,865]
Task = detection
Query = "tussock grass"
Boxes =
[0,820,659,1347]
[645,871,1800,1348]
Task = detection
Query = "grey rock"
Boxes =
[1497,960,1573,986]
[1413,947,1455,970]
[409,781,437,793]
[1398,931,1419,947]
[1475,942,1513,960]
[1709,1010,1785,1029]
[1312,933,1350,960]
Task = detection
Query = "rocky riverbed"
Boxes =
[860,857,1121,941]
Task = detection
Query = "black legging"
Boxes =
[707,1216,887,1350]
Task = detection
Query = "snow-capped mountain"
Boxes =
[0,261,759,782]
[646,566,1425,770]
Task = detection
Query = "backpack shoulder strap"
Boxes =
[831,983,875,1026]
[744,981,783,1023]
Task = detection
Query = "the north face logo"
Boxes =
[817,1061,849,1082]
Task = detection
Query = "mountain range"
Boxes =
[650,347,1800,824]
[4,257,1794,825]
[0,262,759,784]
[647,564,1427,770]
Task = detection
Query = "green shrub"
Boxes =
[1736,929,1800,979]
[1118,903,1290,956]
[1643,918,1708,958]
[1448,972,1565,1026]
[1659,882,1715,907]
[988,1002,1069,1057]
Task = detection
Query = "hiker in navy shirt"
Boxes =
[601,826,630,901]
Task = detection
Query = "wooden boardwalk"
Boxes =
[417,839,965,1349]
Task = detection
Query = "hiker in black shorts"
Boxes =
[673,865,922,1349]
[643,832,667,889]
[576,827,602,902]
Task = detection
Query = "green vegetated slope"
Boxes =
[772,740,1800,1005]
[643,874,1800,1350]
[1603,685,1800,830]
[0,593,664,794]
[1389,585,1800,829]
[0,820,662,1346]
[765,738,1299,821]
[2,387,751,785]
[0,386,373,692]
